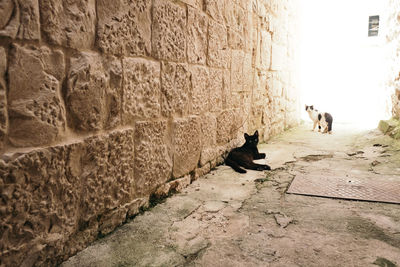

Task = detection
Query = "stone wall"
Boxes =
[0,0,300,265]
[386,0,400,118]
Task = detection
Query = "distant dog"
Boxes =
[305,105,333,134]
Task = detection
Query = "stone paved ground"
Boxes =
[62,123,400,267]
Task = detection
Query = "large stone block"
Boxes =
[161,62,190,117]
[0,0,40,40]
[216,109,235,144]
[67,52,122,131]
[231,50,244,92]
[257,30,271,70]
[224,1,245,32]
[7,44,66,147]
[200,113,217,165]
[0,47,7,151]
[134,121,172,196]
[228,28,244,50]
[40,0,96,49]
[208,68,223,113]
[80,129,135,221]
[0,144,81,267]
[122,58,160,124]
[152,0,186,61]
[187,7,208,65]
[190,66,209,115]
[207,20,229,68]
[242,52,253,91]
[172,116,201,178]
[0,128,136,266]
[205,0,224,24]
[222,69,231,109]
[97,0,151,56]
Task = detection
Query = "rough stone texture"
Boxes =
[67,52,122,131]
[190,65,209,115]
[207,20,229,68]
[122,58,160,124]
[200,113,217,166]
[205,0,225,24]
[0,0,301,265]
[7,44,66,147]
[0,129,137,266]
[0,0,40,40]
[187,7,208,65]
[208,68,223,112]
[0,47,7,152]
[96,0,151,56]
[152,0,186,61]
[172,116,201,178]
[134,121,172,196]
[40,0,96,49]
[161,62,191,117]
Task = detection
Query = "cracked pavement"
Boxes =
[62,123,400,267]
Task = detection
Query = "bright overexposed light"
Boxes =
[298,0,391,129]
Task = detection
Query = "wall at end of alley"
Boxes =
[0,0,300,265]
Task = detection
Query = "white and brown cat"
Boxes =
[305,105,333,134]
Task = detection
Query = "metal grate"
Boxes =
[287,174,400,204]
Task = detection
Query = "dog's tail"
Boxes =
[225,157,247,173]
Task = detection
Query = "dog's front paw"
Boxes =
[264,165,271,170]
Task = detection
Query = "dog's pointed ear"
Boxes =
[244,133,249,139]
[254,130,259,136]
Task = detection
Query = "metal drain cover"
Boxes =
[287,174,400,204]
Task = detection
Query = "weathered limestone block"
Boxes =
[8,44,66,147]
[152,0,186,61]
[224,1,245,33]
[0,47,7,151]
[200,113,217,165]
[228,28,244,50]
[257,30,271,70]
[97,0,151,56]
[190,66,209,115]
[208,68,223,112]
[222,70,231,109]
[243,53,253,91]
[123,58,160,124]
[161,62,190,117]
[217,109,235,144]
[172,116,201,178]
[135,121,172,196]
[231,50,244,92]
[67,52,122,131]
[154,175,191,198]
[207,20,229,68]
[187,7,208,64]
[0,144,81,267]
[271,43,287,71]
[0,0,40,40]
[205,0,224,23]
[40,0,96,49]
[98,206,128,236]
[80,129,135,222]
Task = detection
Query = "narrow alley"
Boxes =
[62,123,400,266]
